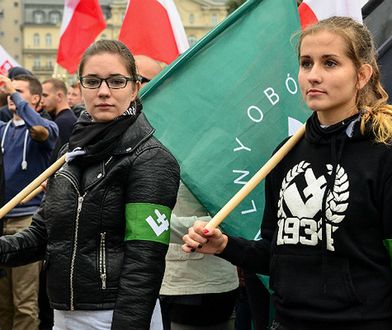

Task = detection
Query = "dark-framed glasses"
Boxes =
[79,75,135,89]
[138,75,151,84]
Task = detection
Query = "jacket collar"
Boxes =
[58,113,155,193]
[112,112,155,155]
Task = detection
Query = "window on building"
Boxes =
[33,33,40,47]
[33,11,45,24]
[47,57,53,69]
[211,13,218,25]
[34,56,41,68]
[45,33,52,47]
[14,19,18,25]
[188,35,197,46]
[189,14,195,24]
[0,31,4,37]
[14,37,19,43]
[14,2,19,7]
[49,11,61,24]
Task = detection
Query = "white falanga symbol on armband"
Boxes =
[146,209,169,236]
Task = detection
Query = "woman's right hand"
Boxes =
[182,220,228,255]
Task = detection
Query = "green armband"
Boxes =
[125,203,171,245]
[384,239,392,268]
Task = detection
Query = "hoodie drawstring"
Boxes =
[320,132,347,294]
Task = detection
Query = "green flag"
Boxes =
[141,0,309,241]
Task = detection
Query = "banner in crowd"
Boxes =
[119,0,189,64]
[57,0,106,74]
[0,44,19,75]
[141,0,308,241]
[299,0,363,29]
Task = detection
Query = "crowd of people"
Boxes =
[0,15,390,330]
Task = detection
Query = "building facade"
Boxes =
[0,0,23,63]
[0,0,227,82]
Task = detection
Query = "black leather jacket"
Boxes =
[0,113,180,329]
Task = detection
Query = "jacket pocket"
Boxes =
[270,254,362,313]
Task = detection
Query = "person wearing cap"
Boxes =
[0,74,58,330]
[0,66,34,122]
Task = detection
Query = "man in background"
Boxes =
[134,55,165,85]
[0,67,33,122]
[0,74,58,330]
[41,78,77,163]
[67,82,84,118]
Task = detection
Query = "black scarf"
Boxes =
[68,103,141,167]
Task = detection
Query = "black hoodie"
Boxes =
[220,112,392,329]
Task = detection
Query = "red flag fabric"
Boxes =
[0,44,19,76]
[298,0,363,30]
[118,0,189,64]
[57,0,106,74]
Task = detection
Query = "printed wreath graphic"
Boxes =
[277,162,349,225]
[326,164,349,224]
[277,160,310,220]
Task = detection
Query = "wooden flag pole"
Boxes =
[0,154,66,219]
[20,186,44,205]
[205,125,305,231]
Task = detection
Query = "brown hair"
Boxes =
[43,78,67,96]
[70,82,81,91]
[78,40,138,83]
[12,74,42,96]
[299,16,392,144]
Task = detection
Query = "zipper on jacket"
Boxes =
[69,194,85,310]
[58,171,85,311]
[99,232,107,290]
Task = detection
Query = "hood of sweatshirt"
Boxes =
[304,111,370,145]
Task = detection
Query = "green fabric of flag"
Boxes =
[141,0,309,242]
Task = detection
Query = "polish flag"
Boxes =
[118,0,189,64]
[0,44,19,76]
[299,0,363,30]
[57,0,106,74]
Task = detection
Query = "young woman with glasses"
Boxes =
[0,40,180,329]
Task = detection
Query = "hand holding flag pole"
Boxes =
[0,154,66,219]
[204,125,306,231]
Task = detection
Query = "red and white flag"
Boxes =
[118,0,189,64]
[299,0,363,30]
[0,44,19,76]
[57,0,106,74]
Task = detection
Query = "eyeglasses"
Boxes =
[79,75,135,89]
[138,75,151,84]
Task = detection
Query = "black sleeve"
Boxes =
[111,144,180,329]
[0,206,47,267]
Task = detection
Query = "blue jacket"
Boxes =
[0,92,58,217]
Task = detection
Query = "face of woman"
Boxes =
[298,30,360,125]
[81,53,139,122]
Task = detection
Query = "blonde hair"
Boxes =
[299,16,392,144]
